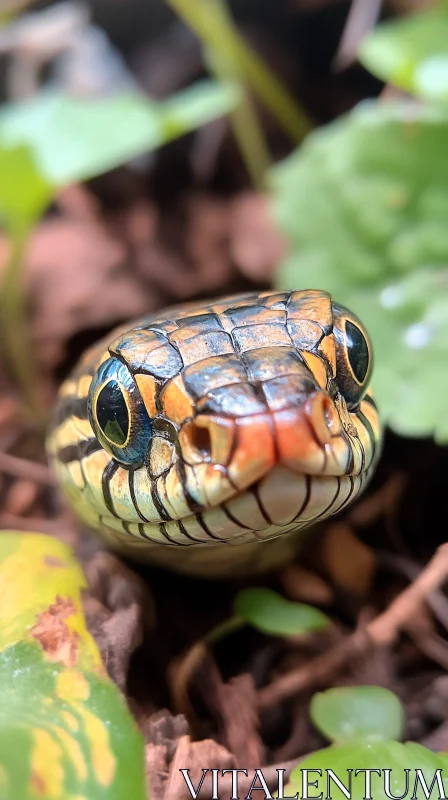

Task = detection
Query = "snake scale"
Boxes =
[47,289,382,577]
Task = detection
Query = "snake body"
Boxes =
[47,290,381,577]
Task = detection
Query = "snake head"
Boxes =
[48,290,381,575]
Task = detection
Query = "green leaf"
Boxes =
[0,533,147,800]
[0,80,240,187]
[271,100,448,441]
[234,588,329,636]
[0,145,52,226]
[0,642,147,800]
[310,686,405,745]
[283,741,448,800]
[359,7,448,102]
[161,79,240,141]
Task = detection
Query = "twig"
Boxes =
[367,542,448,645]
[333,0,382,71]
[0,451,55,486]
[379,551,448,636]
[0,225,46,424]
[167,0,312,144]
[258,543,448,709]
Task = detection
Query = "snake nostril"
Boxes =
[179,420,213,464]
[180,415,236,466]
[190,424,212,458]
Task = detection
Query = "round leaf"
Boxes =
[271,101,448,441]
[283,741,448,800]
[234,587,329,636]
[359,8,448,103]
[310,686,405,745]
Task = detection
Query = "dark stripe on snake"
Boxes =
[149,479,172,522]
[344,436,355,475]
[357,434,366,473]
[293,473,311,522]
[357,410,376,463]
[158,522,191,546]
[337,475,355,514]
[363,395,378,411]
[137,522,176,546]
[178,519,204,543]
[128,469,151,523]
[315,477,341,520]
[57,438,101,464]
[54,394,89,426]
[222,504,252,530]
[251,486,272,524]
[122,521,134,535]
[176,459,203,513]
[101,460,120,518]
[196,512,227,542]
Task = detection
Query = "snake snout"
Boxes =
[178,379,348,511]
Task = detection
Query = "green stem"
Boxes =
[228,93,270,190]
[204,615,245,647]
[206,45,270,190]
[167,0,313,143]
[0,222,46,424]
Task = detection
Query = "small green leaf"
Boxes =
[161,79,240,141]
[271,100,448,441]
[283,741,448,800]
[359,7,448,102]
[0,144,52,226]
[310,686,405,745]
[234,588,329,636]
[0,80,240,187]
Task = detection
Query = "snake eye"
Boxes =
[332,303,372,410]
[96,380,129,445]
[88,357,152,465]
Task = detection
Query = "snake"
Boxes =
[47,289,382,577]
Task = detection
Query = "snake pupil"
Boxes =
[345,321,369,384]
[96,380,129,446]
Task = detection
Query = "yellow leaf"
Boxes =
[0,532,102,672]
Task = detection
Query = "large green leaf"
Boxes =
[359,7,448,102]
[0,532,147,800]
[310,686,405,745]
[0,80,240,186]
[283,741,448,800]
[234,588,329,636]
[271,101,448,441]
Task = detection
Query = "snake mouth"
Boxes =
[98,465,373,556]
[176,387,373,514]
[97,389,377,549]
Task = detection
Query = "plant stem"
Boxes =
[167,0,312,144]
[0,222,46,424]
[204,615,245,647]
[205,45,270,189]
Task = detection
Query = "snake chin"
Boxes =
[96,464,373,577]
